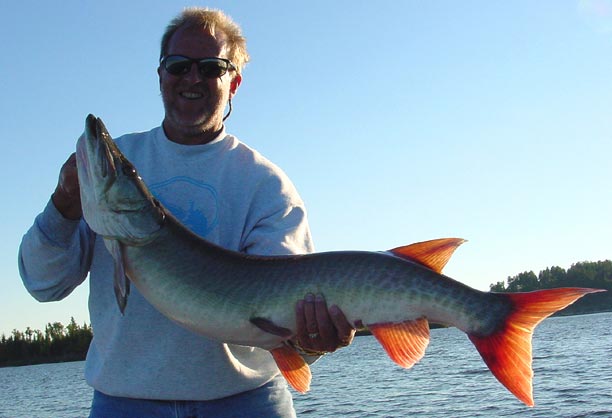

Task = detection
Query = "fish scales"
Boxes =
[125,224,484,340]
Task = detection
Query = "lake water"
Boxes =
[1,312,610,417]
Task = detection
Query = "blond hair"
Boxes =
[160,8,250,73]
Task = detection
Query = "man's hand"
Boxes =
[294,293,356,354]
[51,153,82,220]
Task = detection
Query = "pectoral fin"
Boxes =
[250,317,293,338]
[105,239,130,314]
[368,317,430,368]
[270,344,312,393]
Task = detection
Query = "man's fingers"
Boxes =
[294,294,356,354]
[294,299,309,344]
[52,153,83,220]
[329,305,356,347]
[60,153,80,194]
[303,293,318,336]
[314,294,337,352]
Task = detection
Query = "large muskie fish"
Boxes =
[76,114,602,407]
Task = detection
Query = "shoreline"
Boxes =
[3,310,609,369]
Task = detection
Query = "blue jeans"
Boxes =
[89,376,296,418]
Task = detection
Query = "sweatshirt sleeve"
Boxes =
[18,199,95,302]
[241,169,314,257]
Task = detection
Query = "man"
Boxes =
[19,8,354,417]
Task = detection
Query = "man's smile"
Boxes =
[180,91,204,99]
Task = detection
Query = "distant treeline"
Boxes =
[489,260,612,315]
[0,317,92,367]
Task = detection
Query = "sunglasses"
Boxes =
[160,55,236,78]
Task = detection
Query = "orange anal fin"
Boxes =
[389,238,466,273]
[368,317,430,368]
[270,345,312,393]
[469,287,604,407]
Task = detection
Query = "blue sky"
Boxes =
[1,1,611,336]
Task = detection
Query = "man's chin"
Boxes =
[168,114,212,131]
[162,115,223,143]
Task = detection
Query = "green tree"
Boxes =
[489,281,506,292]
[506,271,539,292]
[538,266,566,288]
[489,260,612,315]
[1,320,93,367]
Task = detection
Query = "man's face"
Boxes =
[158,25,241,144]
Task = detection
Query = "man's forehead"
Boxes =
[167,25,229,57]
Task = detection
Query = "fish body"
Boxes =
[123,226,501,348]
[76,114,603,407]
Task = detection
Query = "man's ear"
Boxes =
[230,73,242,97]
[157,66,162,90]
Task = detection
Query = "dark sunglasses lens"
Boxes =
[198,60,228,78]
[164,57,192,75]
[163,57,232,78]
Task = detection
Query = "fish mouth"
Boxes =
[77,115,113,187]
[77,114,166,244]
[82,114,139,195]
[86,114,119,182]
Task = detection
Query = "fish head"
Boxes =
[76,114,165,245]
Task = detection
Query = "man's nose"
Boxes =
[183,63,204,83]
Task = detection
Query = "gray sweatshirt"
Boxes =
[18,126,314,400]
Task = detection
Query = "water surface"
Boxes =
[1,313,610,417]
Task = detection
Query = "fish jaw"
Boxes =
[76,114,165,245]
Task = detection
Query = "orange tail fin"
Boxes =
[468,287,604,407]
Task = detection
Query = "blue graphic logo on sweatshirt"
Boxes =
[149,176,218,238]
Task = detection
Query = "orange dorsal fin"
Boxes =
[389,238,466,273]
[270,345,312,393]
[469,287,604,407]
[368,317,430,368]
